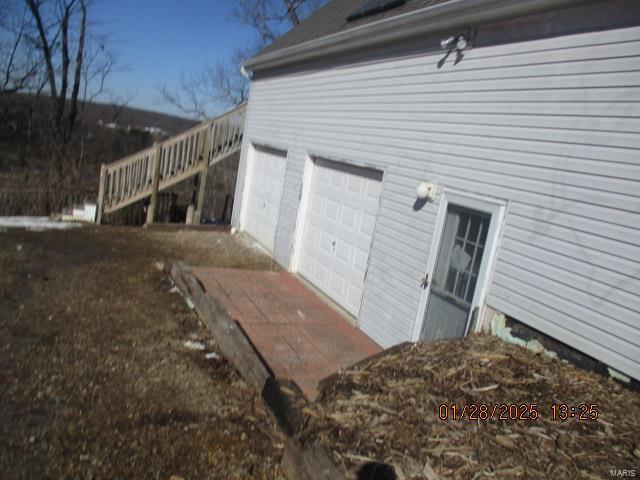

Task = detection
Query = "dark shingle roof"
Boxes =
[259,0,453,56]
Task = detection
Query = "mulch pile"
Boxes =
[298,335,640,479]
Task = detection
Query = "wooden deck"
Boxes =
[191,267,381,400]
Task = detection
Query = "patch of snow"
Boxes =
[608,367,630,383]
[205,352,221,360]
[0,216,82,231]
[183,340,206,351]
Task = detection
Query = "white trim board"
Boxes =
[237,142,255,233]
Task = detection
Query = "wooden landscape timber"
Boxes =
[282,439,344,480]
[169,261,347,480]
[170,262,270,390]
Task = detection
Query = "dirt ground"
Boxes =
[301,336,640,480]
[0,226,283,479]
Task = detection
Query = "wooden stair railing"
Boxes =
[96,103,247,224]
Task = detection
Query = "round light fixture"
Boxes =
[456,35,468,51]
[416,182,435,200]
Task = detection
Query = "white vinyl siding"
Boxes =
[233,24,640,380]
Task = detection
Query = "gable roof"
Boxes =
[244,0,595,73]
[259,0,452,56]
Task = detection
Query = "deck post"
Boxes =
[146,142,162,225]
[96,164,107,224]
[192,121,213,224]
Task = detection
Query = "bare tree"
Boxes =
[0,0,122,213]
[15,0,120,171]
[156,47,251,121]
[25,0,88,149]
[157,0,327,119]
[0,2,43,95]
[229,0,326,45]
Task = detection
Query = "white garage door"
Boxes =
[299,159,383,317]
[243,146,287,252]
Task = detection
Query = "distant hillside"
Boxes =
[80,100,199,136]
[0,93,199,137]
[0,93,232,218]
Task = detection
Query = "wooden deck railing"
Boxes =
[96,103,247,224]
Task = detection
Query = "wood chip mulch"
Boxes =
[298,335,640,479]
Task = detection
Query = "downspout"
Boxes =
[240,65,252,81]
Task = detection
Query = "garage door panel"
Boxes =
[307,223,320,244]
[360,212,377,236]
[329,274,346,298]
[300,250,315,275]
[325,198,340,221]
[347,284,364,309]
[244,147,287,252]
[366,179,383,198]
[347,175,364,193]
[319,230,334,253]
[353,248,370,273]
[340,206,358,228]
[299,159,383,317]
[335,241,352,264]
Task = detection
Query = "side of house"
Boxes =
[232,0,640,381]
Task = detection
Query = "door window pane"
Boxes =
[439,205,490,304]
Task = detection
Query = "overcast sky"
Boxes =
[92,0,262,117]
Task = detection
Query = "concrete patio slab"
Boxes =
[191,267,382,399]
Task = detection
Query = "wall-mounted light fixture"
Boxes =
[455,35,468,51]
[440,36,456,50]
[416,181,437,201]
[441,33,468,52]
[438,33,469,68]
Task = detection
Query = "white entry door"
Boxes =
[299,159,383,317]
[243,146,287,252]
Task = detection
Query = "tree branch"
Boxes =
[25,0,58,98]
[67,0,86,136]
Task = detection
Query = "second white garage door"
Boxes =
[243,146,287,253]
[299,159,383,317]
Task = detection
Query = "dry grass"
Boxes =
[0,226,283,479]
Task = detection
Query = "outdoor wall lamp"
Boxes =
[440,34,468,51]
[438,33,469,68]
[416,181,437,201]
